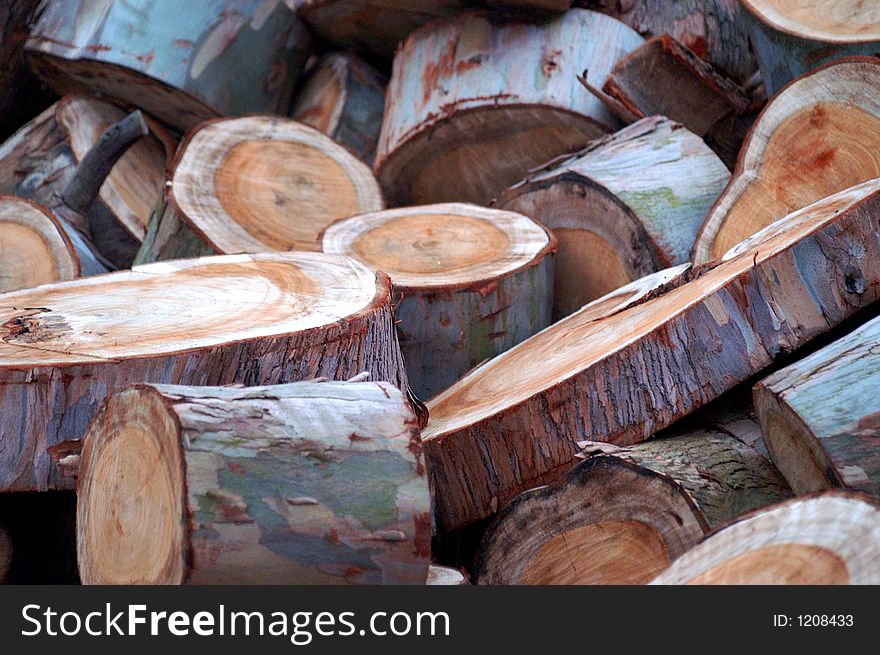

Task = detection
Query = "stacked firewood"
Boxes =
[0,0,878,585]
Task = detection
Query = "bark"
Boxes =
[75,380,429,584]
[475,431,790,584]
[322,203,556,400]
[692,58,880,264]
[754,314,880,496]
[374,9,645,206]
[495,116,729,317]
[651,492,880,584]
[0,252,410,492]
[26,0,312,132]
[424,178,880,532]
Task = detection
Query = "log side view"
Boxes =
[427,565,468,586]
[692,58,880,264]
[136,116,384,264]
[650,492,880,584]
[423,179,880,533]
[292,52,388,165]
[475,431,791,585]
[0,252,409,493]
[495,116,729,317]
[374,9,645,206]
[26,0,312,132]
[741,0,880,96]
[754,314,880,496]
[75,380,429,585]
[322,203,555,400]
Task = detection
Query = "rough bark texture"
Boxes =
[26,0,312,132]
[424,179,880,532]
[755,314,880,496]
[375,9,645,206]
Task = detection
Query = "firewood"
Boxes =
[75,380,429,584]
[26,0,312,132]
[754,314,880,496]
[496,116,729,317]
[741,0,880,96]
[292,52,387,164]
[374,10,645,206]
[0,252,408,493]
[423,179,880,533]
[322,203,555,400]
[0,521,10,582]
[136,117,384,264]
[475,431,791,584]
[692,58,880,264]
[427,565,468,586]
[651,492,880,584]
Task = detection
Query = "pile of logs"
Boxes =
[0,0,878,585]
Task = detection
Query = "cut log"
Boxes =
[136,116,384,263]
[754,314,880,496]
[423,179,880,532]
[495,116,729,317]
[0,522,10,583]
[651,492,880,584]
[475,431,791,584]
[76,380,429,584]
[427,565,468,585]
[322,203,555,400]
[692,58,880,264]
[292,52,387,164]
[26,0,312,132]
[741,0,880,96]
[0,251,409,493]
[375,10,645,206]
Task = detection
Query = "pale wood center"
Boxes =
[554,228,632,316]
[687,543,850,584]
[0,222,60,291]
[746,0,880,40]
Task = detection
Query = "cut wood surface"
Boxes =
[0,521,10,582]
[375,9,644,206]
[650,492,880,584]
[755,314,880,496]
[692,58,880,264]
[292,52,387,164]
[496,116,728,317]
[0,252,409,493]
[475,431,791,584]
[322,203,555,400]
[26,0,312,132]
[427,565,468,585]
[136,116,384,264]
[77,380,429,584]
[423,179,880,532]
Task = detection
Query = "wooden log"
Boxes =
[136,116,384,263]
[75,380,429,584]
[495,116,729,317]
[26,0,312,132]
[692,58,880,264]
[374,9,645,206]
[475,431,791,584]
[427,565,468,585]
[322,203,555,400]
[292,52,387,165]
[754,314,880,496]
[423,179,880,532]
[0,251,409,493]
[651,492,880,584]
[0,521,10,583]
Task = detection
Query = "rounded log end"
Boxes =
[741,0,880,43]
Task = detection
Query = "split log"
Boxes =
[651,492,880,584]
[495,116,729,317]
[475,431,791,584]
[0,252,409,493]
[427,565,468,585]
[0,522,10,583]
[741,0,880,96]
[423,179,880,532]
[292,52,387,164]
[26,0,312,132]
[136,116,384,263]
[754,314,880,496]
[76,380,429,584]
[374,10,645,206]
[692,58,880,264]
[322,203,555,400]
